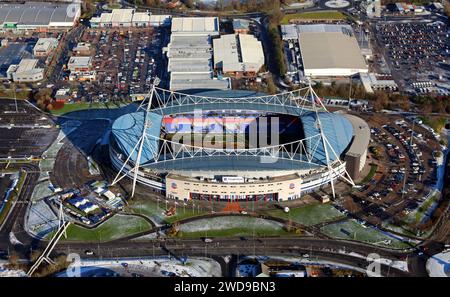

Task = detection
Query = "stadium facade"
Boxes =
[109,86,370,202]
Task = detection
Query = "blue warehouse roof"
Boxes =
[301,112,354,165]
[111,111,163,164]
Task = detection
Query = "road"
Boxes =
[0,160,444,277]
[51,237,416,277]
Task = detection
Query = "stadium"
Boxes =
[109,86,370,202]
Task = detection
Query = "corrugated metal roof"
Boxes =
[0,2,80,26]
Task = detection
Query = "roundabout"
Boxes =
[325,0,350,9]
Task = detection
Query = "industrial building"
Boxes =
[33,38,58,57]
[67,56,92,72]
[67,56,95,81]
[89,9,167,28]
[149,15,171,27]
[0,2,81,31]
[213,34,265,78]
[6,58,43,82]
[167,17,229,91]
[281,24,368,77]
[360,72,398,93]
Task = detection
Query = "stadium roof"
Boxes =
[111,91,355,170]
[302,112,354,164]
[343,114,370,157]
[111,111,163,164]
[0,2,80,27]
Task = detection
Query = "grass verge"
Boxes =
[281,10,345,24]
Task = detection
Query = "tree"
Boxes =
[266,75,277,94]
[182,0,194,8]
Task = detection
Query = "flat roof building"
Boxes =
[33,38,58,57]
[0,2,81,31]
[67,56,92,72]
[149,15,171,27]
[213,34,264,77]
[167,17,229,91]
[282,24,368,77]
[7,58,44,82]
[90,9,151,28]
[171,17,219,36]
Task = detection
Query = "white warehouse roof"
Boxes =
[171,17,219,35]
[68,56,92,67]
[110,9,134,24]
[33,38,58,53]
[213,34,264,73]
[282,24,368,77]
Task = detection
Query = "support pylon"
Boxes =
[111,85,156,198]
[306,79,355,199]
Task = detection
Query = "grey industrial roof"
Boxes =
[0,2,80,26]
[169,72,229,91]
[343,114,370,157]
[299,32,367,71]
[281,24,353,40]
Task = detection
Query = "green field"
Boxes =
[321,220,411,249]
[127,198,208,224]
[281,11,346,24]
[60,214,152,242]
[263,202,344,226]
[360,164,378,185]
[178,227,292,238]
[50,102,126,116]
[177,216,292,238]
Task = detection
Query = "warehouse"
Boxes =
[6,58,43,82]
[167,17,229,91]
[281,24,368,77]
[0,2,81,31]
[213,34,265,78]
[33,38,58,57]
[90,9,154,28]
